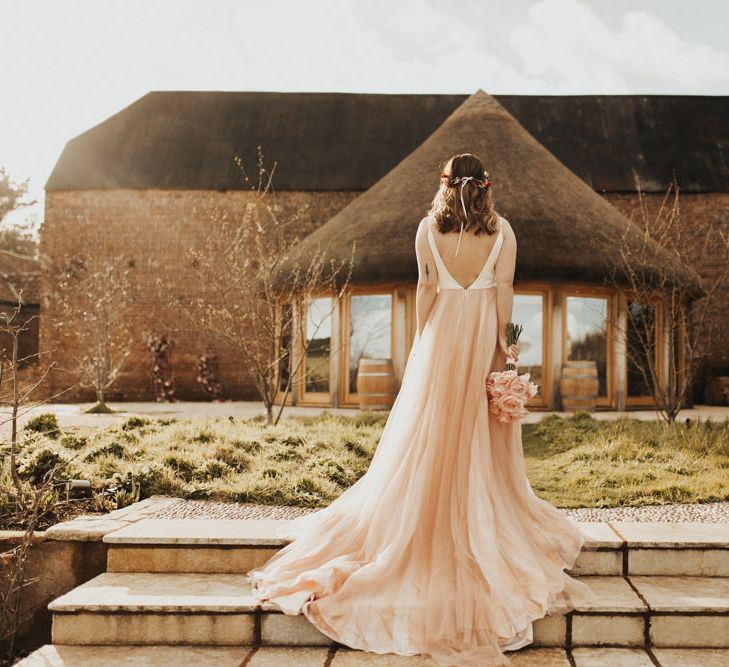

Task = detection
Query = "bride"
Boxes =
[248,152,591,666]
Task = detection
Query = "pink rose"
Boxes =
[510,373,538,400]
[501,394,525,414]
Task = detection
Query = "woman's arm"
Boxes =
[494,219,517,354]
[415,217,438,338]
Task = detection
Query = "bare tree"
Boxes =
[0,298,63,490]
[0,167,36,227]
[50,255,136,412]
[603,176,727,423]
[158,148,354,425]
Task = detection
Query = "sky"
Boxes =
[2,0,728,231]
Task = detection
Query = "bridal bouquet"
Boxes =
[486,322,539,423]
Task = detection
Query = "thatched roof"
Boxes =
[46,91,728,193]
[45,92,464,192]
[283,90,702,295]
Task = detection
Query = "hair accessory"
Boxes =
[439,171,492,256]
[454,176,476,256]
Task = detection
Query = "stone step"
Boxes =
[103,518,729,577]
[104,519,286,574]
[48,572,729,649]
[612,522,729,577]
[23,645,729,667]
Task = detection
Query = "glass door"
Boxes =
[300,296,334,404]
[564,291,614,406]
[513,292,549,406]
[343,290,394,404]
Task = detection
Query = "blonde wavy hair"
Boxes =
[427,153,500,236]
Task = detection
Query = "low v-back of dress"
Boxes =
[427,215,503,290]
[247,213,591,666]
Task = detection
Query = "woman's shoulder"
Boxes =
[418,214,434,234]
[498,214,513,233]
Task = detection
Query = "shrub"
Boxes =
[18,449,67,485]
[163,454,196,482]
[214,447,251,472]
[23,413,60,439]
[194,460,230,482]
[122,416,151,431]
[343,440,370,458]
[60,434,88,450]
[230,439,262,454]
[192,429,216,444]
[271,448,304,463]
[84,442,126,462]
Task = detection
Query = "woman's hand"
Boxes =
[499,338,519,365]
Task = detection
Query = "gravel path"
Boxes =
[153,499,729,523]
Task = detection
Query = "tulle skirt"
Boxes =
[247,287,592,666]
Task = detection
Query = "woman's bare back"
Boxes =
[428,216,503,289]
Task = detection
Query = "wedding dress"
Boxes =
[247,214,592,666]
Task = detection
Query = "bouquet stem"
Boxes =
[505,322,522,372]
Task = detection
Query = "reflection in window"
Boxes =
[278,303,293,393]
[512,294,544,398]
[627,301,656,397]
[566,296,608,397]
[349,294,392,393]
[305,297,332,393]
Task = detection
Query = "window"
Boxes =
[626,300,658,398]
[303,297,333,395]
[565,295,609,397]
[346,293,392,396]
[513,293,545,401]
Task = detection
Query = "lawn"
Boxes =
[9,411,729,514]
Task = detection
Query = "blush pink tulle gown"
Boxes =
[247,215,592,666]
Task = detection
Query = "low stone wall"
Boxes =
[0,532,107,655]
[2,496,182,656]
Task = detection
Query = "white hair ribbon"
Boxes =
[454,175,475,256]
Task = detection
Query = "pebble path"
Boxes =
[153,499,729,523]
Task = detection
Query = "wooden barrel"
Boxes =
[560,360,599,412]
[357,357,396,410]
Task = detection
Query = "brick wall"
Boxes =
[41,188,729,404]
[603,192,729,402]
[40,189,360,402]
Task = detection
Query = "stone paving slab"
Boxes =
[610,522,729,547]
[104,518,291,545]
[630,575,729,612]
[571,647,654,666]
[44,497,184,541]
[330,646,570,665]
[248,646,333,665]
[574,522,623,547]
[573,576,646,613]
[653,648,729,666]
[18,645,729,667]
[48,572,259,612]
[17,645,253,666]
[104,517,617,549]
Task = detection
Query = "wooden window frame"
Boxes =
[296,293,336,407]
[273,297,294,407]
[513,283,552,409]
[623,290,666,407]
[339,284,398,408]
[561,286,617,409]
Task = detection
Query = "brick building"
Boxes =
[42,89,728,409]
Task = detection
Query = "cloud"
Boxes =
[510,0,729,92]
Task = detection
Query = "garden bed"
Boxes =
[8,410,729,516]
